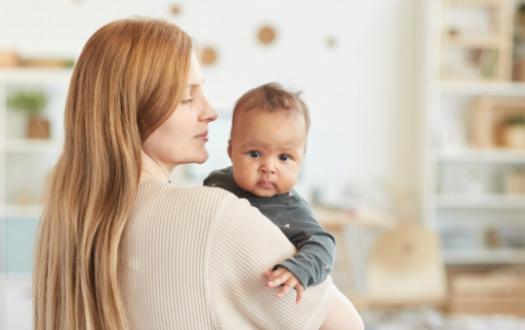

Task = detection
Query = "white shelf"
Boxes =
[0,274,31,285]
[443,249,525,265]
[448,0,505,7]
[0,138,61,153]
[0,68,72,84]
[445,35,501,49]
[437,149,525,163]
[0,205,43,218]
[424,1,525,266]
[440,81,525,96]
[436,194,525,209]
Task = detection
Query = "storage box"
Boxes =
[449,269,525,316]
[470,97,525,148]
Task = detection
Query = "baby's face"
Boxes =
[229,109,307,197]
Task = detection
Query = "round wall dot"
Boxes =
[201,47,218,66]
[257,25,277,45]
[170,4,182,15]
[325,36,338,49]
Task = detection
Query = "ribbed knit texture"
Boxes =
[119,179,333,329]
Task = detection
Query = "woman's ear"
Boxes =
[227,141,232,160]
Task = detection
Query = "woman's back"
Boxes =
[120,181,220,328]
[120,180,334,329]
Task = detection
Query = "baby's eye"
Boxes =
[279,154,291,161]
[248,150,261,158]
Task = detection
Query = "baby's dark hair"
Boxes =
[230,82,310,137]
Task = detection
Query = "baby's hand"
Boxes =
[264,267,305,303]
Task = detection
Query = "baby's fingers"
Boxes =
[277,277,298,298]
[266,269,291,288]
[264,268,285,281]
[295,284,304,304]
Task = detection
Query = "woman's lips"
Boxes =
[195,132,208,142]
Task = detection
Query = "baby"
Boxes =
[204,82,336,303]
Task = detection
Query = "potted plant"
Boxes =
[7,89,50,139]
[502,115,525,149]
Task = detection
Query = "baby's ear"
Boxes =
[227,141,232,159]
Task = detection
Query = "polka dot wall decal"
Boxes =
[170,4,182,15]
[257,25,277,45]
[325,36,338,49]
[201,46,218,66]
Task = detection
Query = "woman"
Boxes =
[34,18,363,329]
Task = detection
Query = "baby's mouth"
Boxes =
[256,180,274,189]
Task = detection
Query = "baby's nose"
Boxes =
[259,162,276,174]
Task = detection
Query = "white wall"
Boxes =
[1,0,422,217]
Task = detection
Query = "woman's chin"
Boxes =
[193,150,209,164]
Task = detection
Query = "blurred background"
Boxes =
[1,0,525,329]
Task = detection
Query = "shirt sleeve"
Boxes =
[274,202,336,288]
[206,196,334,330]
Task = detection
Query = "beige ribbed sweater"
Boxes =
[119,156,334,329]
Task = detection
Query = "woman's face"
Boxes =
[142,54,217,171]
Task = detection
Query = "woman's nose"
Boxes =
[199,96,218,122]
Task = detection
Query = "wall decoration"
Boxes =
[170,4,182,16]
[257,25,277,45]
[200,46,218,66]
[325,36,338,49]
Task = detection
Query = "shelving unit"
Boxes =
[0,68,71,329]
[443,248,525,264]
[441,0,514,80]
[441,80,525,95]
[436,193,525,208]
[436,148,525,165]
[424,0,525,266]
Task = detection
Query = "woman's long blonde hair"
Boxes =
[33,18,192,330]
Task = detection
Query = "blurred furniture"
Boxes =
[315,208,355,295]
[423,0,525,269]
[441,0,514,81]
[314,207,390,298]
[471,97,525,148]
[0,68,71,330]
[364,223,447,309]
[448,267,525,316]
[0,52,20,68]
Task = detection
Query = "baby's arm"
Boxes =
[272,196,336,289]
[209,196,348,329]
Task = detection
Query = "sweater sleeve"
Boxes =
[275,203,336,288]
[207,196,334,330]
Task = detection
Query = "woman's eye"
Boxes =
[181,98,193,104]
[279,154,290,161]
[248,151,261,158]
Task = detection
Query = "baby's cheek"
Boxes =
[281,175,297,192]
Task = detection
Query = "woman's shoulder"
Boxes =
[134,180,276,241]
[137,180,244,214]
